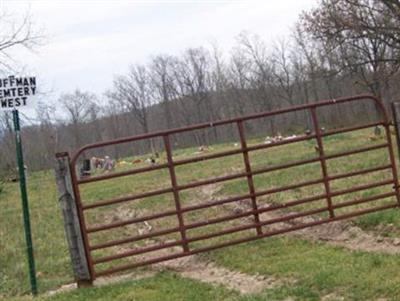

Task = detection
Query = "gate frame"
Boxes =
[56,94,400,284]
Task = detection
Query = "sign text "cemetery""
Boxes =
[0,76,36,109]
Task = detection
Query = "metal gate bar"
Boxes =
[83,142,389,214]
[237,120,263,235]
[310,107,335,218]
[77,121,382,186]
[163,134,190,253]
[94,203,398,277]
[66,94,400,281]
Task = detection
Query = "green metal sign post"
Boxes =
[12,109,38,296]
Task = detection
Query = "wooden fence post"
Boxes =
[54,152,92,286]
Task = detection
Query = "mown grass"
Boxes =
[1,170,72,297]
[356,209,400,230]
[210,236,400,300]
[2,127,400,300]
[6,272,239,301]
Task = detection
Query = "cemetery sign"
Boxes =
[0,76,36,109]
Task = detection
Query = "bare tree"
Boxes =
[108,64,154,152]
[172,48,214,145]
[101,98,125,158]
[236,32,278,134]
[300,0,400,99]
[34,101,58,166]
[149,55,176,130]
[270,39,296,106]
[108,64,153,134]
[227,48,252,118]
[0,10,44,73]
[306,0,400,50]
[59,89,99,149]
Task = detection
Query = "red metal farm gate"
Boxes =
[62,94,400,283]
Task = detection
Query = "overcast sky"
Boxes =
[1,0,316,113]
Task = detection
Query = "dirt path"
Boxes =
[185,180,400,257]
[214,184,400,255]
[294,217,400,254]
[154,252,282,294]
[102,189,284,295]
[47,271,157,296]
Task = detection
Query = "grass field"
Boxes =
[3,127,400,301]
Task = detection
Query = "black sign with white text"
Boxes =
[0,76,36,109]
